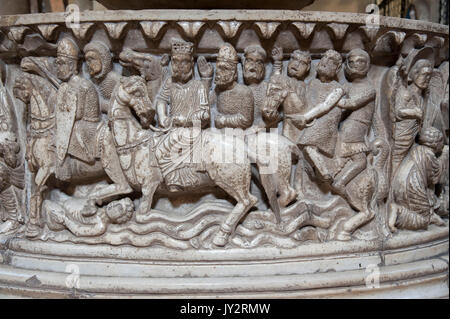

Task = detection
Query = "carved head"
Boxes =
[287,50,311,81]
[13,76,33,104]
[344,48,370,81]
[105,197,134,224]
[215,43,239,89]
[263,75,288,120]
[84,41,113,80]
[55,37,80,81]
[243,45,266,85]
[409,59,433,90]
[419,127,444,154]
[317,49,342,82]
[117,76,154,128]
[171,40,194,84]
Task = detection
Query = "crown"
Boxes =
[217,43,238,64]
[171,40,194,56]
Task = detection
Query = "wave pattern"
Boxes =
[45,197,354,249]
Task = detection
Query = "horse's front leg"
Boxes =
[93,126,133,205]
[26,166,53,238]
[135,176,160,224]
[134,147,163,224]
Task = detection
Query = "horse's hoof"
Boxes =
[25,224,40,238]
[213,230,229,247]
[336,230,351,241]
[279,188,297,208]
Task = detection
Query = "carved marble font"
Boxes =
[0,12,448,252]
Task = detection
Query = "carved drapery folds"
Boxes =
[0,10,448,250]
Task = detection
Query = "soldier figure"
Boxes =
[295,49,344,182]
[214,43,254,130]
[243,45,271,128]
[332,48,376,191]
[53,37,131,195]
[84,41,121,113]
[272,47,311,97]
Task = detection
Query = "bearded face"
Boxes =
[55,56,77,81]
[85,50,103,78]
[171,54,194,84]
[412,65,432,90]
[215,61,236,89]
[243,52,265,85]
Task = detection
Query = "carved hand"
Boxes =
[161,116,172,128]
[272,46,283,62]
[215,114,225,128]
[172,115,187,126]
[198,56,213,78]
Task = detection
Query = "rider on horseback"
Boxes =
[154,40,210,192]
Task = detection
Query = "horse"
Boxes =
[13,71,132,238]
[109,76,300,246]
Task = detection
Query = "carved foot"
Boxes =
[135,208,152,224]
[25,223,40,238]
[213,229,230,247]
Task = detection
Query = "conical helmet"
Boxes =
[217,43,238,64]
[57,37,79,60]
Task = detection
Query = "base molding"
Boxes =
[0,231,448,298]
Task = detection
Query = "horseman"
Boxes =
[54,37,101,180]
[155,40,210,192]
[52,37,132,200]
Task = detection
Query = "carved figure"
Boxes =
[0,65,24,234]
[390,48,434,176]
[266,47,311,143]
[214,43,254,129]
[243,45,271,128]
[388,127,449,231]
[332,49,376,192]
[44,197,134,237]
[84,41,122,113]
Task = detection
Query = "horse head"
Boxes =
[119,48,169,82]
[263,74,289,123]
[116,75,155,128]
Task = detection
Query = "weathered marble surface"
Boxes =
[0,9,448,298]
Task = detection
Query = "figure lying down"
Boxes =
[43,197,134,237]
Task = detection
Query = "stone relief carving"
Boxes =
[0,14,447,252]
[0,60,25,234]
